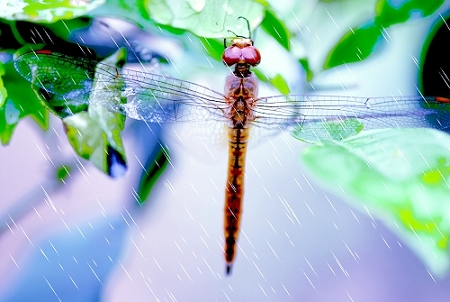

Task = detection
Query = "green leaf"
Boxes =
[0,98,22,145]
[15,47,128,176]
[269,74,290,95]
[1,0,105,23]
[252,68,269,83]
[56,165,71,182]
[64,48,128,177]
[252,70,290,94]
[292,118,364,144]
[63,111,126,177]
[88,0,264,39]
[144,0,265,37]
[0,63,6,107]
[137,146,170,204]
[324,22,382,69]
[260,8,290,51]
[300,128,450,276]
[0,60,48,145]
[144,0,173,24]
[375,0,444,28]
[298,58,314,82]
[155,23,189,36]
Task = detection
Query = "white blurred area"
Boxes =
[2,1,450,301]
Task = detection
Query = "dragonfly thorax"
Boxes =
[225,73,258,99]
[224,75,257,129]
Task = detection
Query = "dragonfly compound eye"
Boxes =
[222,46,242,66]
[241,46,261,66]
[222,45,261,67]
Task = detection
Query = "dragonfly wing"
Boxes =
[92,67,229,123]
[253,95,450,142]
[165,120,228,164]
[15,50,229,123]
[15,50,96,117]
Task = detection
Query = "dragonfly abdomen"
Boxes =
[224,126,250,274]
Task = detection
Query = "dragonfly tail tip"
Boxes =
[226,264,233,275]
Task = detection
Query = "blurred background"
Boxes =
[1,0,450,301]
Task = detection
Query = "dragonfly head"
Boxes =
[222,38,261,67]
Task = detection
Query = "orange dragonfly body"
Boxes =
[221,38,260,273]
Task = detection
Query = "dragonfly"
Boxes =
[14,28,450,275]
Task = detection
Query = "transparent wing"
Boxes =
[14,50,229,123]
[252,95,450,141]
